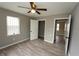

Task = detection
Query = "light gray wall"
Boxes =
[0,8,30,47]
[38,21,45,38]
[69,4,79,56]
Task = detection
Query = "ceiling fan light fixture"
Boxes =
[31,9,35,13]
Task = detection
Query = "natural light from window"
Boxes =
[56,23,59,31]
[7,16,20,36]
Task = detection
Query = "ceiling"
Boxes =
[0,2,78,17]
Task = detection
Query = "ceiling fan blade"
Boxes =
[36,8,47,11]
[27,11,31,13]
[18,6,30,9]
[36,11,40,14]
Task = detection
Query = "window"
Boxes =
[7,16,20,36]
[56,23,59,31]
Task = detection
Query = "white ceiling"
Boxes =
[0,2,78,17]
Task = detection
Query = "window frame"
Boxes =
[6,16,20,36]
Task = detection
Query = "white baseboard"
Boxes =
[0,38,29,50]
[44,39,53,44]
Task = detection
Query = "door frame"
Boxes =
[38,19,46,41]
[53,17,68,43]
[53,17,69,55]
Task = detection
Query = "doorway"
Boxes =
[54,19,67,44]
[38,21,45,40]
[53,15,72,55]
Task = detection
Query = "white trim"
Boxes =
[54,17,68,20]
[0,38,29,50]
[44,39,53,44]
[38,19,46,21]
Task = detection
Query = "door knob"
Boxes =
[65,36,72,39]
[65,37,69,38]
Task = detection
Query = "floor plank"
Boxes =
[0,39,65,56]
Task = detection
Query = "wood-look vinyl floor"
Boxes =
[0,39,65,56]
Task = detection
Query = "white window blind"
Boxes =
[7,16,20,36]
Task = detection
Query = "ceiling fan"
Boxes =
[18,2,47,15]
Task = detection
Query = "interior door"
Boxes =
[65,15,71,55]
[30,20,38,40]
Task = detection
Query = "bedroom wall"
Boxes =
[0,8,30,48]
[69,4,79,56]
